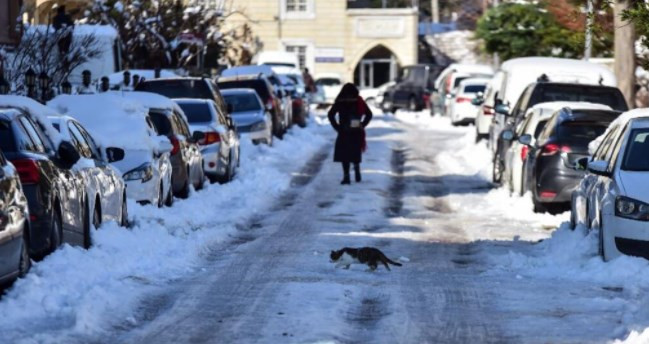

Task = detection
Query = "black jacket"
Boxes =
[328,98,372,163]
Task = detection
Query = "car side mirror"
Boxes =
[501,129,515,141]
[106,147,125,163]
[227,103,234,114]
[574,157,589,171]
[157,137,173,154]
[191,131,205,143]
[58,141,81,166]
[518,134,532,146]
[588,160,611,177]
[471,96,484,106]
[495,103,510,116]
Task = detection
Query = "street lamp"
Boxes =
[0,72,9,95]
[38,72,49,102]
[61,79,72,94]
[25,68,36,99]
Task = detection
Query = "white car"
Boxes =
[48,93,174,207]
[474,72,503,141]
[432,63,494,116]
[571,109,649,261]
[502,102,613,196]
[315,73,343,105]
[360,81,395,107]
[448,78,489,125]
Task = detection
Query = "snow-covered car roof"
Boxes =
[110,91,188,122]
[220,88,259,96]
[589,108,649,154]
[221,65,277,78]
[106,69,179,86]
[270,66,303,76]
[531,101,613,113]
[48,93,162,152]
[0,95,63,146]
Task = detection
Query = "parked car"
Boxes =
[360,81,396,108]
[432,63,493,116]
[571,109,649,260]
[218,74,286,138]
[220,89,273,144]
[0,148,31,285]
[381,64,444,113]
[120,92,205,197]
[47,115,128,247]
[521,107,620,212]
[491,80,628,185]
[0,97,82,259]
[274,67,309,127]
[175,98,241,183]
[315,73,343,105]
[473,72,503,141]
[502,102,612,197]
[448,77,489,125]
[488,57,618,181]
[49,93,174,208]
[256,50,300,68]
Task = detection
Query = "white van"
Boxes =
[256,51,300,69]
[69,25,121,85]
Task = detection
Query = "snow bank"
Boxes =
[48,93,161,151]
[0,113,330,341]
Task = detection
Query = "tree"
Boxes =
[83,0,259,73]
[475,3,585,60]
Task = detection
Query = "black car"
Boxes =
[492,81,628,184]
[217,75,286,138]
[524,108,620,212]
[0,108,81,259]
[0,148,31,285]
[381,64,443,112]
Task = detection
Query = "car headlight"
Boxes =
[123,163,154,183]
[251,121,267,131]
[615,196,649,221]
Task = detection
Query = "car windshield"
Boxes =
[557,122,607,141]
[0,121,16,152]
[137,80,213,99]
[223,93,262,113]
[622,129,649,171]
[316,78,340,86]
[177,103,212,123]
[148,111,171,135]
[464,85,486,93]
[535,85,628,111]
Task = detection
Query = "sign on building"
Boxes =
[315,48,344,63]
[0,0,22,46]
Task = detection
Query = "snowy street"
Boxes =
[3,110,649,343]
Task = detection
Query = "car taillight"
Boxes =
[201,131,221,145]
[539,191,557,199]
[521,145,528,161]
[456,97,472,103]
[541,143,571,156]
[170,136,180,155]
[483,106,494,116]
[12,159,40,184]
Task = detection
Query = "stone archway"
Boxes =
[353,44,400,89]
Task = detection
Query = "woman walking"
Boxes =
[328,83,373,185]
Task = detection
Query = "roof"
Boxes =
[106,69,179,86]
[217,75,264,82]
[221,65,276,78]
[0,108,22,120]
[532,101,613,113]
[500,57,616,86]
[173,98,213,104]
[220,88,259,95]
[0,95,63,146]
[112,91,187,120]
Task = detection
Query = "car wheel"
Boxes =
[120,194,129,227]
[492,151,503,184]
[178,169,190,199]
[532,197,546,213]
[93,204,101,229]
[267,135,273,147]
[218,157,232,184]
[195,166,205,191]
[49,207,62,253]
[408,96,418,111]
[18,235,31,277]
[252,139,261,145]
[165,184,174,207]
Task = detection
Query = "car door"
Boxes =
[173,111,201,180]
[0,151,23,277]
[212,102,232,167]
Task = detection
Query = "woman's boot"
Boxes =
[341,162,351,185]
[354,163,361,182]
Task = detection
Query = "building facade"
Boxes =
[225,0,419,88]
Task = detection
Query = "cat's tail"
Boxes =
[384,256,402,267]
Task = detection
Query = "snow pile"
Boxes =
[113,91,188,121]
[48,93,161,151]
[0,114,330,341]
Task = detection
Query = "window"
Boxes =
[67,122,92,159]
[622,128,649,171]
[223,93,263,113]
[178,103,214,123]
[286,0,307,12]
[18,117,45,153]
[286,45,307,70]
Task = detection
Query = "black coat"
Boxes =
[328,98,373,163]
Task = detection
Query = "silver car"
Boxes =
[221,89,273,146]
[175,98,241,184]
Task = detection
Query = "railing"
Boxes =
[347,0,418,9]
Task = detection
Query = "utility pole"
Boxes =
[431,0,439,22]
[584,0,593,60]
[614,0,636,107]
